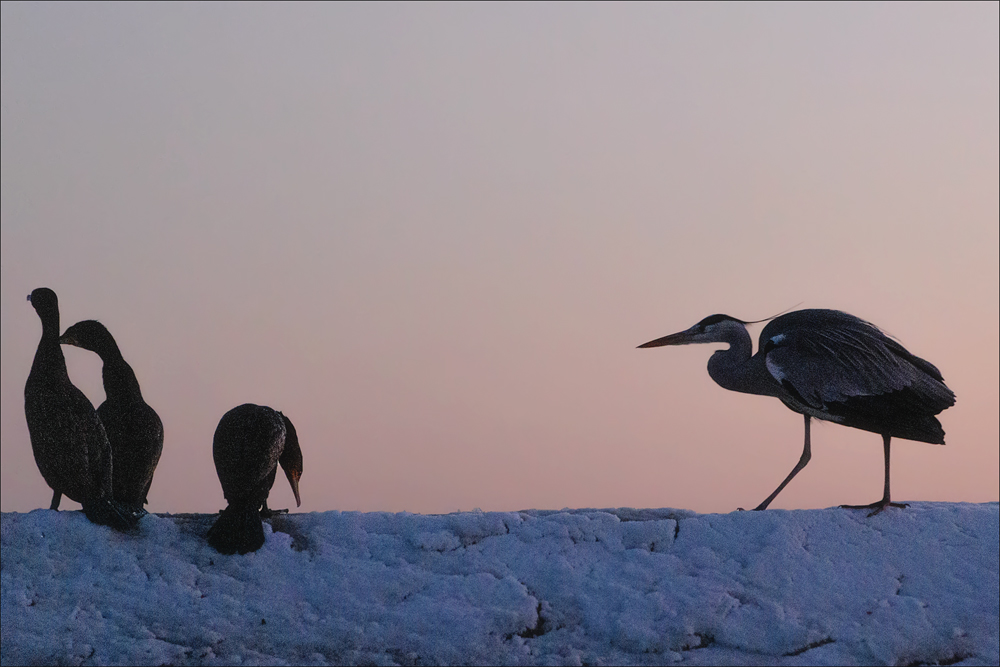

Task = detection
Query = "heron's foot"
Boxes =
[841,499,909,517]
[260,507,289,518]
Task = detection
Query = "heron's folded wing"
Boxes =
[763,327,935,411]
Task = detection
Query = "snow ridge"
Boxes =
[2,503,997,666]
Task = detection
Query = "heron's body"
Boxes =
[60,320,164,513]
[640,308,955,514]
[24,289,138,531]
[207,403,302,554]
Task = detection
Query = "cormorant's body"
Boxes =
[60,320,163,513]
[24,288,138,531]
[640,308,955,514]
[207,403,302,554]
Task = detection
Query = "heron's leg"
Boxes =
[841,434,909,517]
[50,490,61,511]
[746,414,812,511]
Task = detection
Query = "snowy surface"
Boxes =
[2,503,997,666]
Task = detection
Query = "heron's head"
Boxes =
[638,314,748,348]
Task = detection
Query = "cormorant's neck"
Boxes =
[102,358,143,403]
[88,333,125,364]
[82,335,143,402]
[30,311,69,382]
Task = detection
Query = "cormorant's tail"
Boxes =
[82,497,141,532]
[207,505,265,555]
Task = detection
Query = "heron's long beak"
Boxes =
[284,467,301,507]
[637,326,699,348]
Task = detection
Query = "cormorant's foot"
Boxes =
[259,507,289,518]
[83,498,141,532]
[841,500,909,517]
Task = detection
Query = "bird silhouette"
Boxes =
[639,309,955,515]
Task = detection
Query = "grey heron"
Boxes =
[639,309,955,516]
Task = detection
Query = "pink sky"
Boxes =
[2,3,997,515]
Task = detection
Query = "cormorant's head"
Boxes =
[279,413,302,507]
[638,314,747,348]
[27,287,59,319]
[60,320,114,354]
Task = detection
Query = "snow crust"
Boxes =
[2,503,997,666]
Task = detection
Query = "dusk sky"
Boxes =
[2,3,997,515]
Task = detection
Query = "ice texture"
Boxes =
[2,502,997,665]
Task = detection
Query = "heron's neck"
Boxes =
[706,324,758,394]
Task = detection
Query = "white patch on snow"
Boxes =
[2,503,997,666]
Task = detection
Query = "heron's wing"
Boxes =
[762,326,947,412]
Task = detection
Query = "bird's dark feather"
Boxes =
[760,310,954,443]
[25,289,138,531]
[61,320,164,511]
[208,404,300,555]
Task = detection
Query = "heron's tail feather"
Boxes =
[207,505,265,555]
[82,497,141,532]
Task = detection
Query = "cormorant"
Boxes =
[60,320,164,514]
[206,403,302,554]
[24,288,138,531]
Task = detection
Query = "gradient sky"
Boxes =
[2,3,997,515]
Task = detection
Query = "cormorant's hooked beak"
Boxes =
[59,333,79,347]
[284,467,301,507]
[278,413,302,508]
[637,326,700,348]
